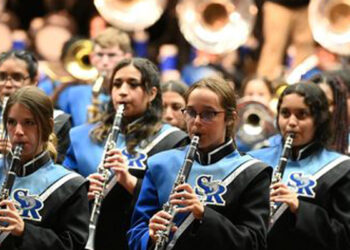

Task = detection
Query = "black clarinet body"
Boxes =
[0,144,23,202]
[154,135,200,250]
[0,144,23,244]
[85,104,124,250]
[270,133,294,223]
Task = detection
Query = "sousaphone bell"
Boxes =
[309,0,350,55]
[176,0,257,54]
[94,0,168,31]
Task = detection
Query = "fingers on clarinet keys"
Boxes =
[150,211,177,241]
[0,203,9,230]
[151,211,172,231]
[87,174,106,200]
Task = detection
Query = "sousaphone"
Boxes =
[94,0,168,31]
[176,0,257,54]
[309,0,350,55]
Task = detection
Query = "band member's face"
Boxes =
[7,103,43,163]
[278,93,315,147]
[0,59,31,98]
[243,79,272,105]
[90,45,128,75]
[111,64,157,119]
[162,91,186,130]
[185,87,227,152]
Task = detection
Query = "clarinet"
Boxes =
[0,144,23,201]
[0,144,23,244]
[154,135,200,250]
[270,133,294,223]
[85,104,124,250]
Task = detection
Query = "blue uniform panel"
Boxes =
[0,160,72,198]
[149,148,253,206]
[57,85,110,127]
[249,139,343,184]
[63,123,177,177]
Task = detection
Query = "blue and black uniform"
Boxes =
[128,139,271,250]
[0,151,89,250]
[63,122,188,250]
[249,137,350,250]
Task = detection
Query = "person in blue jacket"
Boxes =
[54,27,133,127]
[0,86,89,249]
[63,57,188,250]
[128,77,271,250]
[249,82,350,250]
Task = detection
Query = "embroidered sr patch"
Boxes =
[287,172,317,198]
[195,175,227,206]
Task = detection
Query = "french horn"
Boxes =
[176,0,257,54]
[94,0,168,31]
[309,0,350,55]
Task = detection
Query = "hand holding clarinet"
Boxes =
[150,135,200,250]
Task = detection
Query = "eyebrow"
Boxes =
[187,105,218,110]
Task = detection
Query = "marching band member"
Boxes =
[128,77,271,250]
[161,80,188,131]
[0,86,89,249]
[0,50,71,163]
[249,82,350,250]
[63,57,188,250]
[55,27,133,127]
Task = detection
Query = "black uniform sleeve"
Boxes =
[12,182,89,250]
[54,113,72,164]
[178,167,271,250]
[294,172,350,250]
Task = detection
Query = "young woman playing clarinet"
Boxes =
[128,77,271,250]
[63,57,188,250]
[0,50,72,163]
[0,86,89,249]
[249,82,350,250]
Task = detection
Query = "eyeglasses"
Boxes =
[0,72,30,85]
[182,108,225,123]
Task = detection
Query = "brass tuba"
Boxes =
[93,0,168,31]
[235,98,277,146]
[176,0,257,54]
[309,0,350,55]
